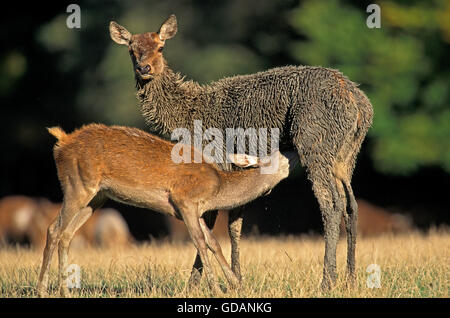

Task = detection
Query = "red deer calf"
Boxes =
[37,124,298,296]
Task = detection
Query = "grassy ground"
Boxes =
[0,229,448,298]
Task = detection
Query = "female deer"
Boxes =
[110,15,373,289]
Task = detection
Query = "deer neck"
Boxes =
[136,65,207,137]
[204,167,288,211]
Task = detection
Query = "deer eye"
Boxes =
[158,46,164,52]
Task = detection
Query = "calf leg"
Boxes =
[57,194,106,297]
[179,206,220,294]
[188,208,244,287]
[36,217,61,297]
[188,210,218,287]
[57,206,94,297]
[37,198,86,297]
[199,217,240,288]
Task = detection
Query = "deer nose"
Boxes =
[138,65,151,74]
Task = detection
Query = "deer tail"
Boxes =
[47,126,67,141]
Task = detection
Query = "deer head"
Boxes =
[109,15,177,81]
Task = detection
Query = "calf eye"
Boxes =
[158,46,164,52]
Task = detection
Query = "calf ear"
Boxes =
[158,14,177,41]
[228,154,260,168]
[110,21,132,45]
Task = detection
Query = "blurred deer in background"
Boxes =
[341,199,413,237]
[0,196,37,246]
[0,196,132,249]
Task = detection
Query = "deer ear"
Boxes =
[228,154,260,168]
[158,14,177,41]
[110,21,132,45]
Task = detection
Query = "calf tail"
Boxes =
[47,127,67,141]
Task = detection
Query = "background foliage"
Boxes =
[1,0,449,234]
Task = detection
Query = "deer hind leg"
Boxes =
[342,180,357,287]
[336,158,358,286]
[188,210,218,287]
[337,127,364,287]
[37,182,100,297]
[57,206,93,297]
[334,161,357,287]
[37,215,61,297]
[177,205,221,294]
[37,197,84,297]
[343,125,369,286]
[57,193,106,297]
[199,217,240,289]
[228,207,244,281]
[308,167,345,291]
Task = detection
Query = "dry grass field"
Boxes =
[0,229,448,298]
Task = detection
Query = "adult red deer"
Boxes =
[110,15,373,289]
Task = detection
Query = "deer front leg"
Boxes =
[199,217,240,289]
[180,207,221,294]
[188,210,218,287]
[228,208,244,281]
